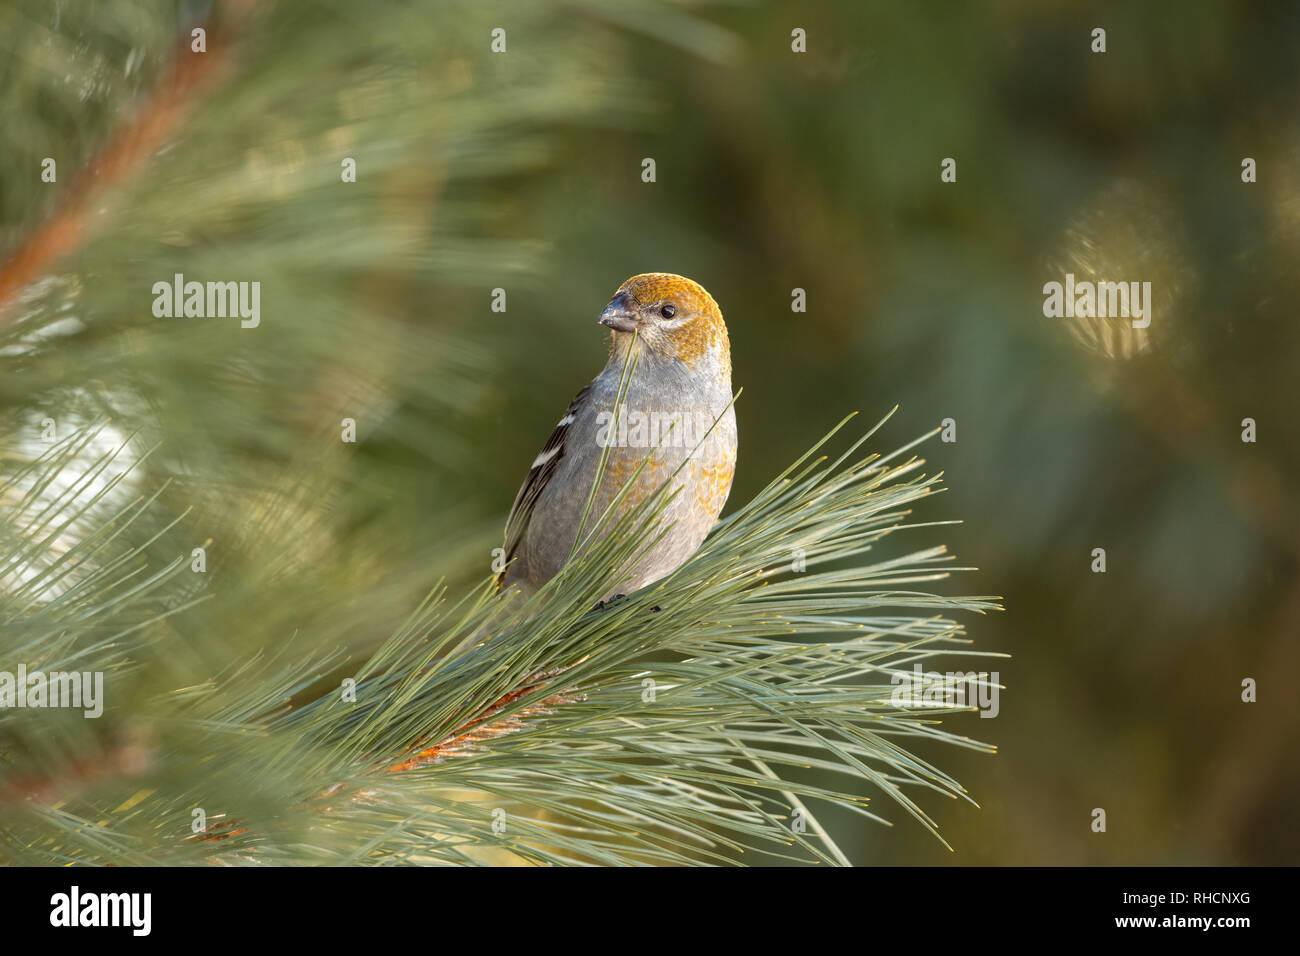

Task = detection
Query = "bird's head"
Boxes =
[599,273,729,372]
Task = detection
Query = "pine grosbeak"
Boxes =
[498,273,737,601]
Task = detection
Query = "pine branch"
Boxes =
[0,1,256,323]
[1,413,1001,866]
[0,0,1010,867]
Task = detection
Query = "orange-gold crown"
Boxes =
[618,273,719,315]
[614,273,729,370]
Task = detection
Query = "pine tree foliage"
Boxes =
[3,414,999,865]
[1,1,1000,865]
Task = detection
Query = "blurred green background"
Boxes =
[2,0,1298,863]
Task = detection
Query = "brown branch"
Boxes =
[0,2,255,323]
[0,735,155,805]
[181,665,585,847]
[386,665,585,772]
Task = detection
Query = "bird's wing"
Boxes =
[497,383,591,587]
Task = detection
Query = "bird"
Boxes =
[497,273,737,603]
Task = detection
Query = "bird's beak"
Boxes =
[598,291,639,333]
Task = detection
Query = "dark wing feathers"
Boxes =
[497,384,590,587]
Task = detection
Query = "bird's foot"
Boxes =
[591,593,627,612]
[591,593,663,614]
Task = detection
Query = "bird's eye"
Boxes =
[660,305,676,319]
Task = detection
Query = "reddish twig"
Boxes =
[0,736,155,805]
[387,666,585,772]
[0,3,254,323]
[183,665,585,846]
